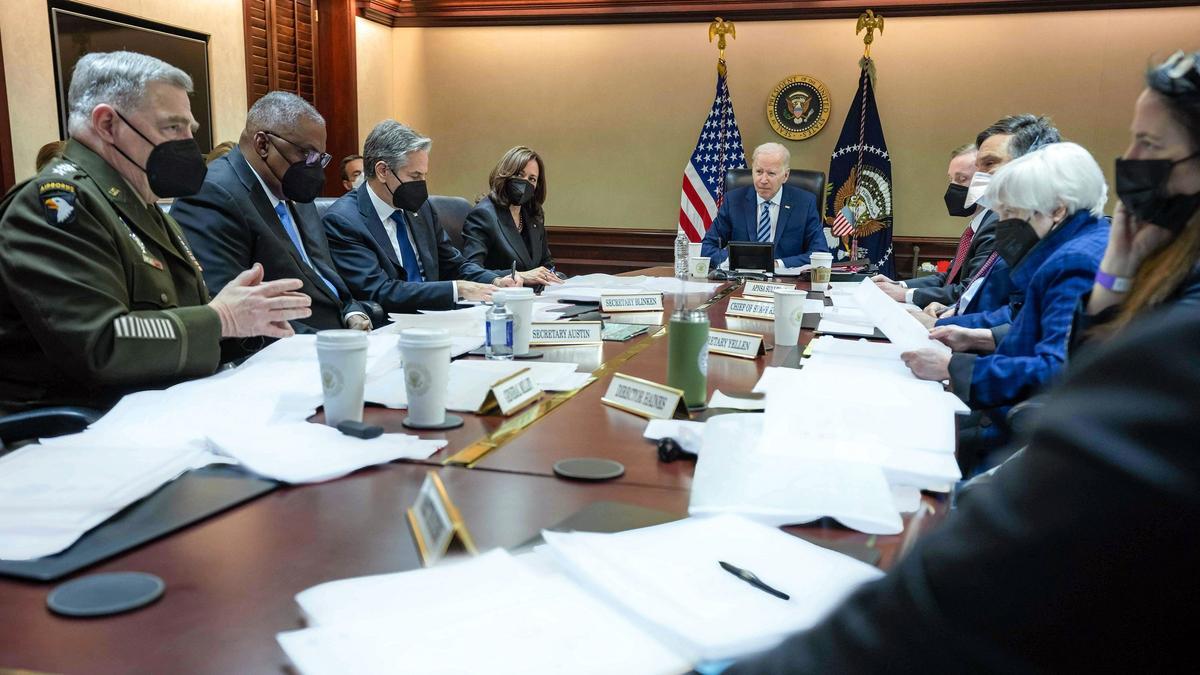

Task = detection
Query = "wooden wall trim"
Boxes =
[315,0,359,196]
[545,226,958,278]
[355,0,1195,27]
[0,30,15,193]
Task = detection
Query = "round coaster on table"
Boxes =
[553,458,625,481]
[512,350,544,360]
[402,414,465,431]
[47,572,165,618]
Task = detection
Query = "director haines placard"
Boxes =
[767,75,831,141]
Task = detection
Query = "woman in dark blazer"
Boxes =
[461,146,558,281]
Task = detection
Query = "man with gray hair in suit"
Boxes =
[172,91,373,343]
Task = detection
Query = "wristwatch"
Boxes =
[1095,270,1133,293]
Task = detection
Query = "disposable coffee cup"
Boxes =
[689,255,711,279]
[495,287,535,356]
[317,329,369,427]
[687,242,703,261]
[400,328,452,426]
[810,252,834,292]
[773,288,808,346]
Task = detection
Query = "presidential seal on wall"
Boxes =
[767,75,831,141]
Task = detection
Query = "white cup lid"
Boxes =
[399,327,451,348]
[811,252,834,261]
[316,329,368,348]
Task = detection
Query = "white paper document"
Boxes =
[816,318,877,336]
[207,422,445,484]
[279,550,689,675]
[707,389,766,411]
[852,279,949,354]
[643,419,706,455]
[0,442,219,560]
[543,273,718,302]
[689,414,905,535]
[543,515,884,663]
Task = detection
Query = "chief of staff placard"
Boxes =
[767,75,831,141]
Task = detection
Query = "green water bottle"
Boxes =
[667,308,709,408]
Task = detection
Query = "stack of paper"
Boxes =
[543,515,884,662]
[278,550,690,675]
[0,441,219,560]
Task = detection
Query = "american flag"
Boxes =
[831,205,856,238]
[678,59,746,242]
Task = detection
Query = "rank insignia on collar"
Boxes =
[108,186,121,198]
[38,182,77,227]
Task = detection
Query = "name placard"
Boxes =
[600,373,687,420]
[478,368,542,416]
[743,280,797,298]
[726,296,775,320]
[601,292,664,313]
[530,321,603,345]
[707,328,766,359]
[406,471,478,567]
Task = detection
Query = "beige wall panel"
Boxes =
[1,0,246,182]
[370,6,1198,236]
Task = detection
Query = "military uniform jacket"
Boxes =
[0,140,222,414]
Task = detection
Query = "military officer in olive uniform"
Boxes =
[0,51,312,414]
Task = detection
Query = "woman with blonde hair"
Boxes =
[461,146,559,283]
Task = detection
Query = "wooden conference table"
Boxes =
[0,267,948,675]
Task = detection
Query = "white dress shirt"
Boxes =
[903,208,990,304]
[720,188,784,271]
[365,183,460,299]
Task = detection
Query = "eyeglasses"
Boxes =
[264,131,332,168]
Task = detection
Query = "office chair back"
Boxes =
[429,196,473,250]
[724,168,827,207]
[313,197,339,220]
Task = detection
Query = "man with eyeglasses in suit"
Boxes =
[172,91,372,355]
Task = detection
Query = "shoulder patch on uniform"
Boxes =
[38,182,77,227]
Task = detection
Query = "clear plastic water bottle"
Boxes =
[485,300,514,360]
[674,229,690,277]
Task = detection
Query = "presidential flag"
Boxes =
[678,59,747,243]
[825,61,894,277]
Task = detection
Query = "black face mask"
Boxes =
[505,178,535,206]
[944,183,974,217]
[111,110,207,198]
[995,218,1042,268]
[1115,154,1200,233]
[390,178,428,212]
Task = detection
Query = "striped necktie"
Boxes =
[944,224,976,285]
[951,251,1000,314]
[757,201,772,243]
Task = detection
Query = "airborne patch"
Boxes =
[38,181,77,227]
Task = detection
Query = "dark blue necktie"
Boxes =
[389,211,424,282]
[275,201,338,298]
[757,201,772,243]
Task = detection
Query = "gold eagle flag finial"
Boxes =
[709,17,736,75]
[856,10,884,59]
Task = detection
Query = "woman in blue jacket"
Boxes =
[902,142,1109,459]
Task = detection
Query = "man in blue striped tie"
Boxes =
[701,143,829,271]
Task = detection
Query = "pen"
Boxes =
[718,561,790,601]
[511,261,517,284]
